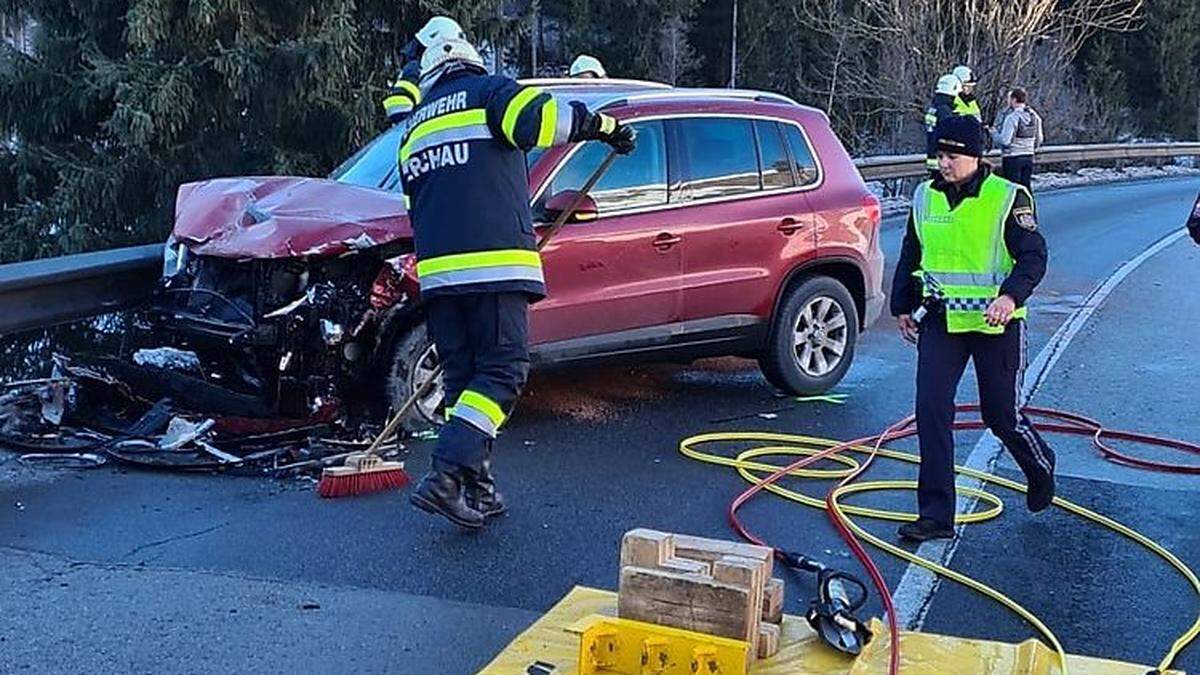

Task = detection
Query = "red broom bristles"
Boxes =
[317,465,410,498]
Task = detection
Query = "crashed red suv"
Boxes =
[149,79,884,425]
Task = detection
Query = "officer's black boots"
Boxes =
[1025,449,1057,513]
[463,460,507,518]
[898,518,955,542]
[410,470,485,530]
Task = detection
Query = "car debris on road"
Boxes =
[0,355,407,477]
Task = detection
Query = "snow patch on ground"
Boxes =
[865,163,1200,217]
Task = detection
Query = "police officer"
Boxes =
[925,74,962,178]
[400,28,635,529]
[892,115,1056,542]
[951,65,982,120]
[381,16,465,123]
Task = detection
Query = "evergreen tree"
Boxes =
[1149,0,1199,138]
[0,0,500,263]
[548,0,701,82]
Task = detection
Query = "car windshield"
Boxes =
[331,125,543,191]
[329,125,403,191]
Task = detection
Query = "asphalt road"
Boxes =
[2,177,1199,674]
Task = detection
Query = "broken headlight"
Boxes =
[162,238,188,278]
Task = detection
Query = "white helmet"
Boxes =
[936,74,963,96]
[952,65,975,86]
[420,36,485,79]
[415,16,465,48]
[569,54,606,78]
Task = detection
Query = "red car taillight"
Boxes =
[861,193,882,249]
[861,193,881,228]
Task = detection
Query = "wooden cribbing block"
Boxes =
[659,557,711,576]
[620,529,674,568]
[672,534,774,580]
[762,577,785,625]
[757,622,781,659]
[712,555,765,653]
[618,566,753,642]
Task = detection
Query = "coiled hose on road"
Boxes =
[681,404,1200,674]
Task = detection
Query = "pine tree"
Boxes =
[0,0,501,264]
[547,0,701,82]
[1149,0,1199,139]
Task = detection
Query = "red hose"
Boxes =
[726,404,1200,674]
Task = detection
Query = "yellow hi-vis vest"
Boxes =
[912,174,1029,334]
[954,96,982,120]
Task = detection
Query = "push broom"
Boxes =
[318,148,621,498]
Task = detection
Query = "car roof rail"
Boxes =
[596,87,814,112]
[517,77,673,89]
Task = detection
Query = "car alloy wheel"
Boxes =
[409,343,446,426]
[792,295,848,378]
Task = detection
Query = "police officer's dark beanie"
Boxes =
[934,115,984,158]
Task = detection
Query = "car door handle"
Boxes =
[777,217,805,235]
[652,233,682,250]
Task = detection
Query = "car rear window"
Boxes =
[534,120,667,218]
[755,121,795,190]
[674,118,761,201]
[782,123,820,187]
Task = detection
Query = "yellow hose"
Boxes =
[679,431,1200,673]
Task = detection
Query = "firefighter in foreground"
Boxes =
[399,27,635,529]
[381,16,465,123]
[891,115,1056,542]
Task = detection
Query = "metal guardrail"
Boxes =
[0,244,162,335]
[854,142,1200,180]
[1,142,1198,336]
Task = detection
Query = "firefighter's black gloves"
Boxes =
[603,119,637,155]
[578,107,637,155]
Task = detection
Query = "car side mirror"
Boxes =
[543,190,599,224]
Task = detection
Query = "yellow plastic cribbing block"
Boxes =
[568,614,751,675]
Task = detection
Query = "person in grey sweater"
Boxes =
[990,88,1044,189]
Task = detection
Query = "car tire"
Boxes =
[758,275,859,396]
[385,322,446,431]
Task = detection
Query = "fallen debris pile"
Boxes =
[0,355,405,476]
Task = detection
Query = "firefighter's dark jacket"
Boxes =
[398,68,601,300]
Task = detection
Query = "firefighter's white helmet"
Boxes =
[936,74,963,96]
[952,65,976,86]
[415,16,465,48]
[420,36,485,79]
[569,54,606,78]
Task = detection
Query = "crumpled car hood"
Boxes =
[172,177,411,259]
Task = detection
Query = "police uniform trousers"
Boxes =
[915,314,1055,527]
[426,292,531,473]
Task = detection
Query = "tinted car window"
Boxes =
[675,118,760,202]
[535,120,667,218]
[782,123,820,186]
[330,125,403,191]
[756,121,795,190]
